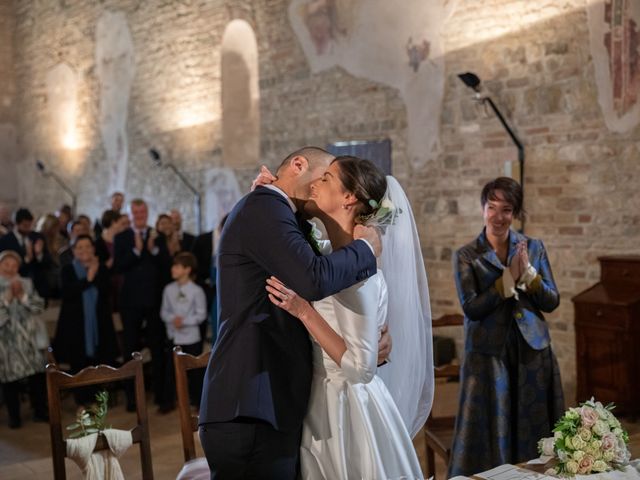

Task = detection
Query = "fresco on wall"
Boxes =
[95,10,135,193]
[45,62,80,151]
[290,0,459,167]
[587,0,640,132]
[202,168,242,231]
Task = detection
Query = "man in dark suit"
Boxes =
[169,209,196,252]
[198,147,383,479]
[114,198,170,411]
[0,208,50,297]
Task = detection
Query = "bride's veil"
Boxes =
[375,176,434,438]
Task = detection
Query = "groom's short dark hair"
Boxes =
[277,146,334,174]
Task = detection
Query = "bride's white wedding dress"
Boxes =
[300,271,424,480]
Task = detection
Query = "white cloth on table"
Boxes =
[66,429,132,480]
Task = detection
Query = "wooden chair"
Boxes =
[424,313,464,480]
[173,346,211,463]
[46,352,153,480]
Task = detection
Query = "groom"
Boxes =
[199,147,383,479]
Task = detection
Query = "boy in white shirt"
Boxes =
[160,252,207,413]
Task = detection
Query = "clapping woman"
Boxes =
[0,250,47,428]
[53,235,118,403]
[449,177,565,476]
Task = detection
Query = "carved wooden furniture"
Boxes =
[423,313,464,480]
[572,255,640,417]
[46,352,153,479]
[174,346,210,463]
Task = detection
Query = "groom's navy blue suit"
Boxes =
[199,186,376,479]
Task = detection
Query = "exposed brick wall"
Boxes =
[0,0,17,204]
[5,0,640,403]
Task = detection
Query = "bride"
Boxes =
[265,156,433,479]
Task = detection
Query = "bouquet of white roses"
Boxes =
[538,398,631,476]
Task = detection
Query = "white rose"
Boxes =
[554,430,563,440]
[571,435,586,450]
[566,460,579,475]
[578,427,592,442]
[603,450,615,462]
[592,460,608,472]
[572,450,585,462]
[593,420,610,436]
[564,436,574,450]
[613,427,623,436]
[558,449,569,462]
[590,439,602,451]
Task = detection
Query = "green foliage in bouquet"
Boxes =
[66,391,111,439]
[538,398,631,476]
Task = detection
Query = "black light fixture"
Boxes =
[458,72,525,231]
[35,159,77,213]
[149,148,202,234]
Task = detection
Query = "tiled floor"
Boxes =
[0,378,638,479]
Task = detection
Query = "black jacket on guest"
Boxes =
[180,231,196,253]
[113,227,169,309]
[191,230,214,307]
[52,263,118,367]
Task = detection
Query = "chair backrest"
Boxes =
[46,352,153,480]
[173,346,211,462]
[424,313,464,479]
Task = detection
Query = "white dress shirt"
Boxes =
[160,280,207,345]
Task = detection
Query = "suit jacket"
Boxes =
[191,230,214,307]
[0,230,51,297]
[453,229,560,356]
[52,263,118,366]
[113,227,169,309]
[180,231,196,253]
[199,186,376,431]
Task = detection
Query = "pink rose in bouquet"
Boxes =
[580,406,599,428]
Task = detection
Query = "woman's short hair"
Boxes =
[480,177,525,220]
[71,234,95,249]
[173,252,198,279]
[331,156,387,220]
[101,210,122,229]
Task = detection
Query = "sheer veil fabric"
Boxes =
[375,176,434,438]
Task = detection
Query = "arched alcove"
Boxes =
[221,19,260,168]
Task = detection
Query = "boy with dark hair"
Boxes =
[159,252,207,413]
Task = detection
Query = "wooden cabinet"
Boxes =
[572,256,640,416]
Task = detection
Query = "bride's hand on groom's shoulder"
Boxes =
[354,225,382,257]
[251,165,277,191]
[265,276,311,319]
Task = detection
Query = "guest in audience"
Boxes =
[52,235,118,404]
[156,213,181,258]
[59,220,91,267]
[449,177,564,477]
[36,213,67,298]
[0,250,48,429]
[169,209,196,252]
[0,208,51,298]
[0,203,13,237]
[159,252,207,412]
[77,214,93,238]
[94,192,125,237]
[114,198,170,411]
[192,214,228,345]
[95,210,128,312]
[56,204,73,240]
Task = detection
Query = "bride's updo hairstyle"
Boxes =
[331,155,387,223]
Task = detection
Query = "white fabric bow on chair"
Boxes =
[66,429,133,480]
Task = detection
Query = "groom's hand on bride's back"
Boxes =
[353,225,382,257]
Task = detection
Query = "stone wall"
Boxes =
[0,0,18,206]
[5,0,640,403]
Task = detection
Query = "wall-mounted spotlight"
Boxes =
[36,159,77,213]
[149,148,202,234]
[458,71,525,231]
